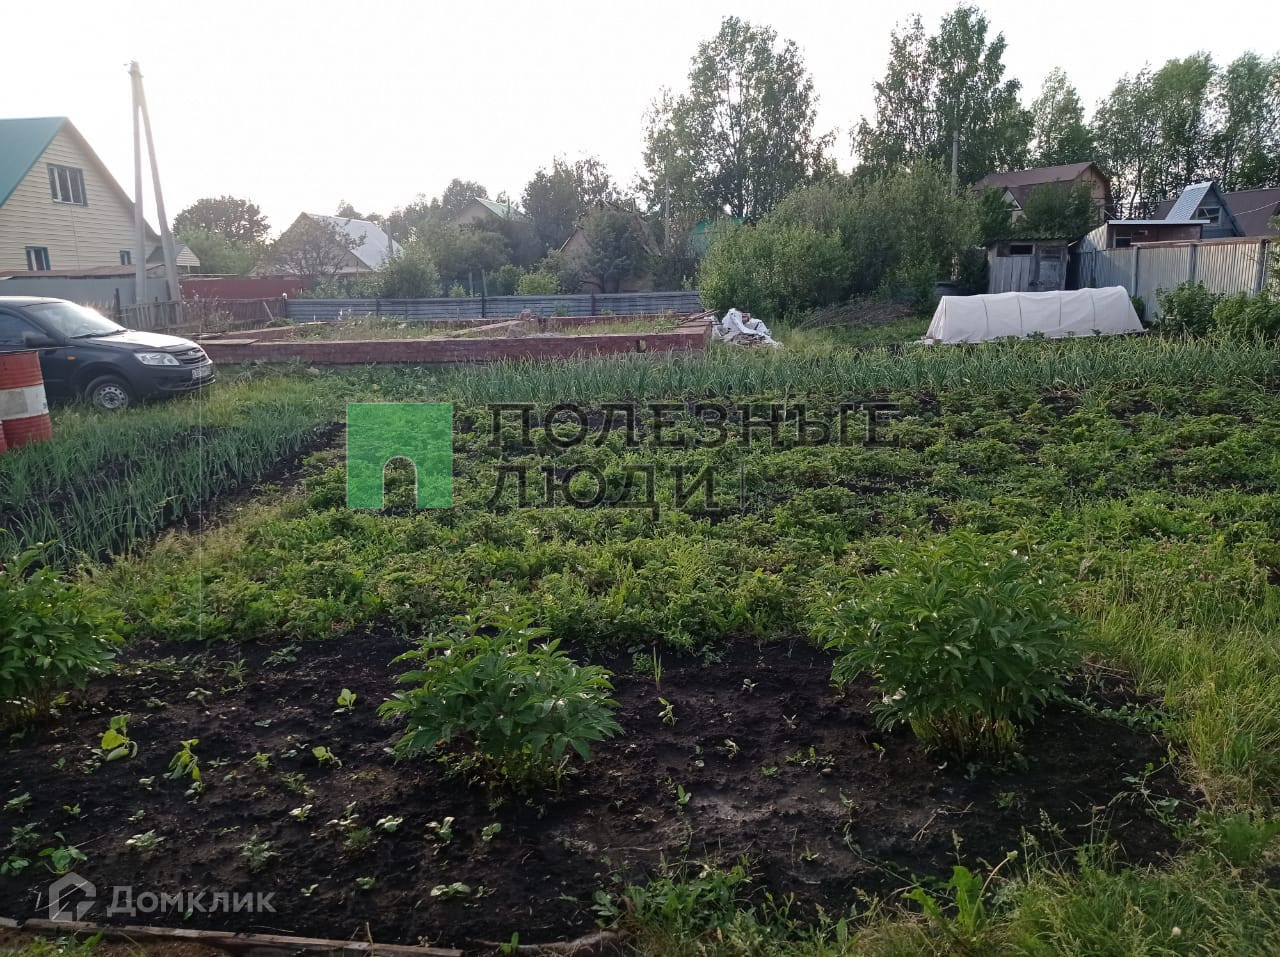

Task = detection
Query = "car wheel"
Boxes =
[85,375,134,411]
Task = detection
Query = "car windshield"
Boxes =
[25,301,125,339]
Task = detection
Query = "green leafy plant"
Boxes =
[904,853,1016,952]
[39,835,86,875]
[335,688,358,713]
[100,714,137,761]
[427,817,455,843]
[481,822,502,843]
[816,534,1079,757]
[240,834,276,872]
[125,830,165,858]
[1213,291,1280,339]
[1156,281,1221,337]
[658,698,677,726]
[311,745,342,767]
[380,611,622,788]
[0,545,119,727]
[4,793,32,814]
[166,739,202,784]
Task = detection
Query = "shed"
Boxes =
[986,238,1070,293]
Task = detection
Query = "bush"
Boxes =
[1,546,120,727]
[376,245,440,299]
[516,270,560,296]
[1156,281,1221,336]
[699,221,847,319]
[813,534,1079,757]
[380,611,621,788]
[1213,291,1280,339]
[491,263,523,296]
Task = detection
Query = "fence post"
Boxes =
[481,295,486,319]
[1256,241,1269,293]
[590,293,596,315]
[1188,243,1198,283]
[376,299,382,319]
[113,288,122,321]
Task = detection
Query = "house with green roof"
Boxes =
[449,196,528,227]
[0,116,161,274]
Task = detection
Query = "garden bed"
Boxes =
[196,314,711,365]
[0,630,1186,951]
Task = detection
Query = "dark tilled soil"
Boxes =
[0,633,1189,951]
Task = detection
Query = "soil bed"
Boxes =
[0,631,1189,952]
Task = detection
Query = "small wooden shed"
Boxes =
[986,239,1070,293]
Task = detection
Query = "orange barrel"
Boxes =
[0,351,52,448]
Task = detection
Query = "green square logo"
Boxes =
[347,403,452,508]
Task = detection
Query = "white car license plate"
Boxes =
[192,366,212,380]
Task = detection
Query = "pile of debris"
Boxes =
[713,308,782,348]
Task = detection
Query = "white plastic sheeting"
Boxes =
[924,286,1144,344]
[714,308,782,347]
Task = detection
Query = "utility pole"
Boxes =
[130,62,182,320]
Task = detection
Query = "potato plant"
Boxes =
[816,533,1080,757]
[380,611,621,788]
[0,545,119,727]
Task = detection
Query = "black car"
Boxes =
[0,297,215,410]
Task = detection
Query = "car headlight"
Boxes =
[135,352,181,366]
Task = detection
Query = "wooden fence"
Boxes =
[120,298,288,334]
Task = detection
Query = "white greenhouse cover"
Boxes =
[924,286,1144,344]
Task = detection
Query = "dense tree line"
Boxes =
[173,6,1279,309]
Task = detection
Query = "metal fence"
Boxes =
[282,290,705,322]
[1077,238,1271,316]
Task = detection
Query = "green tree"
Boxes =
[975,187,1013,244]
[269,216,363,282]
[417,223,510,291]
[1210,53,1280,191]
[1029,69,1093,166]
[854,6,1030,185]
[574,209,650,294]
[641,17,831,222]
[175,227,261,276]
[173,196,269,244]
[522,157,619,252]
[1015,182,1099,238]
[1095,55,1217,213]
[1092,69,1158,217]
[376,244,441,298]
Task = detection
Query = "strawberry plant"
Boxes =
[380,611,622,789]
[1,545,119,728]
[816,534,1079,757]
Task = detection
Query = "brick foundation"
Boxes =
[199,320,712,365]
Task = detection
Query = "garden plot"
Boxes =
[4,338,1280,953]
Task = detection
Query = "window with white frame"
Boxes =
[47,164,87,205]
[25,247,51,271]
[119,250,132,266]
[1195,205,1221,225]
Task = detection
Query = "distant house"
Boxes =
[450,197,528,228]
[973,161,1113,223]
[0,116,164,273]
[1153,182,1280,239]
[559,205,661,294]
[274,213,401,276]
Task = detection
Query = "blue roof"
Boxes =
[0,117,66,207]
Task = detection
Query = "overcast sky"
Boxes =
[0,0,1269,235]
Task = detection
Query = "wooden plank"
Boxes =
[0,917,462,957]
